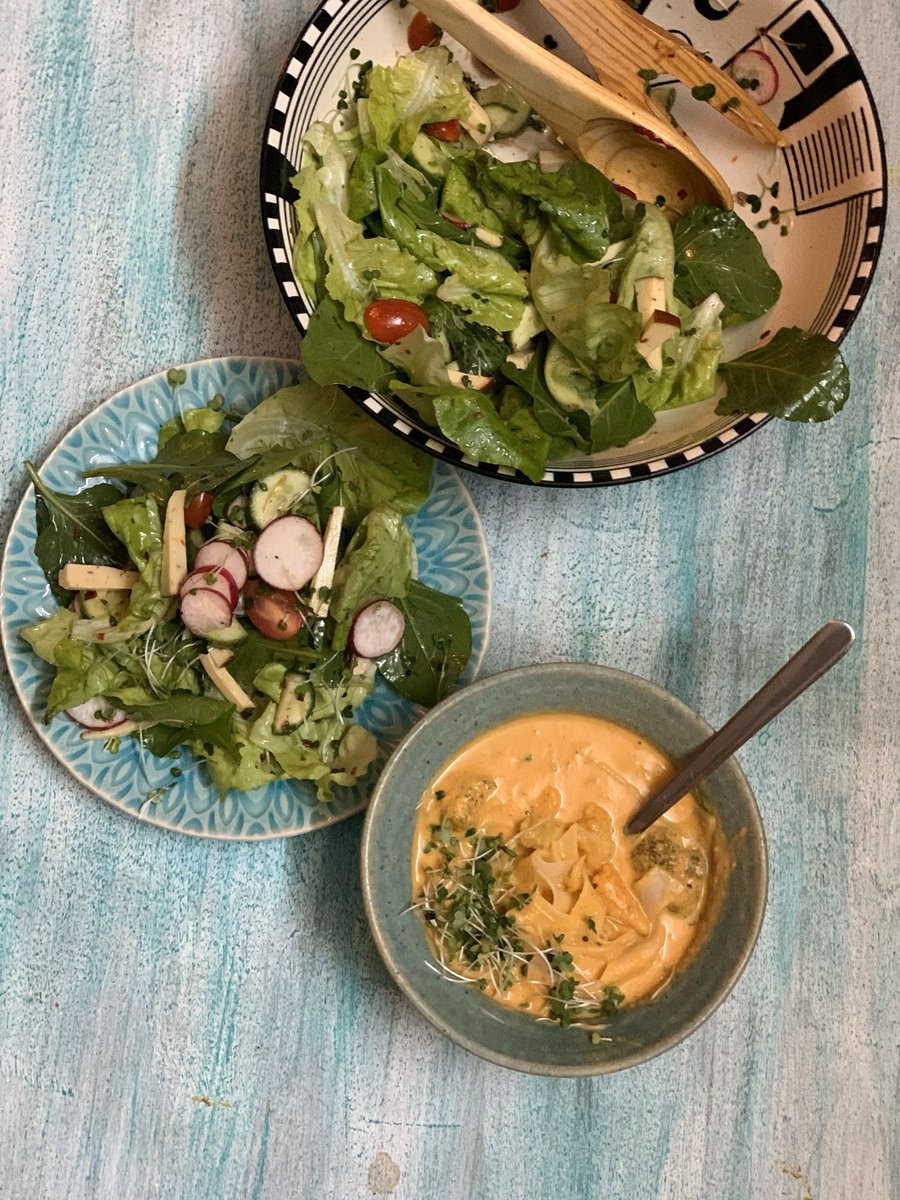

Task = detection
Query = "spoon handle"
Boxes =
[625,621,855,836]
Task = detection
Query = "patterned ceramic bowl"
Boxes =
[360,663,767,1075]
[261,0,885,486]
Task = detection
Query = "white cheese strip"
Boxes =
[310,506,345,618]
[199,652,255,711]
[634,276,669,371]
[160,489,188,597]
[59,564,140,591]
[461,98,492,145]
[446,369,494,391]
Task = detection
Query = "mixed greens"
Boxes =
[21,379,472,802]
[295,46,850,481]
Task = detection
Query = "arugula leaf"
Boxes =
[673,205,782,325]
[83,430,243,502]
[302,295,397,392]
[717,327,850,422]
[122,695,238,760]
[24,463,129,602]
[377,579,471,706]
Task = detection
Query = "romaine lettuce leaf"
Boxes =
[530,234,642,379]
[480,157,624,261]
[291,122,364,297]
[20,608,78,663]
[315,199,437,326]
[379,325,451,386]
[376,161,527,332]
[400,384,550,481]
[365,48,474,156]
[673,205,782,325]
[616,204,677,313]
[102,497,172,633]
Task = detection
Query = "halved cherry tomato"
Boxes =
[184,491,214,528]
[407,12,441,50]
[422,119,461,143]
[244,579,305,641]
[363,299,430,344]
[492,0,521,10]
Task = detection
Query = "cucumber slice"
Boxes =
[206,618,248,648]
[79,589,130,622]
[273,672,311,734]
[477,83,531,138]
[249,468,311,529]
[408,132,454,182]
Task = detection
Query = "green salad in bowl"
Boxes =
[293,45,850,482]
[19,378,472,802]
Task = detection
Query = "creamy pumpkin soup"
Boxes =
[412,713,726,1027]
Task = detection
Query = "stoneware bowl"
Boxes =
[360,662,767,1075]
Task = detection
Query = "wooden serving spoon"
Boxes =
[625,621,855,836]
[539,0,785,148]
[413,0,733,209]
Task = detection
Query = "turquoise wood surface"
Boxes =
[0,1,897,1197]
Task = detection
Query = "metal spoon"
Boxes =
[625,621,855,836]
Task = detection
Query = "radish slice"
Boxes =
[348,600,406,658]
[66,696,127,730]
[194,541,249,590]
[180,564,238,609]
[180,587,234,636]
[730,50,779,105]
[253,516,324,591]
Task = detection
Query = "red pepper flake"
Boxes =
[613,182,637,199]
[609,290,619,304]
[761,330,771,339]
[442,213,469,229]
[677,188,688,200]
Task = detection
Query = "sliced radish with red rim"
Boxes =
[194,541,249,590]
[180,587,234,636]
[253,516,324,592]
[180,564,239,609]
[66,696,127,730]
[730,50,779,105]
[349,600,406,659]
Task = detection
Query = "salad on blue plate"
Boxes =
[295,46,850,481]
[20,379,472,801]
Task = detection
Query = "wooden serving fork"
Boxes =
[539,0,784,147]
[413,0,732,209]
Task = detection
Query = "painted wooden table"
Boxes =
[1,1,897,1197]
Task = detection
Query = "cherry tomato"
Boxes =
[407,12,441,51]
[243,580,305,641]
[422,119,461,143]
[492,0,521,10]
[184,491,214,528]
[363,299,430,344]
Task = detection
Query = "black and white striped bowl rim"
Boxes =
[260,0,887,488]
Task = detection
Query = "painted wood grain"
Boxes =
[0,1,897,1197]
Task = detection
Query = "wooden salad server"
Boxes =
[538,0,785,147]
[412,0,733,210]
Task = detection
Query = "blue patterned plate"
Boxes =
[0,357,491,839]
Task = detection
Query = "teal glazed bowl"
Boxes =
[360,663,768,1076]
